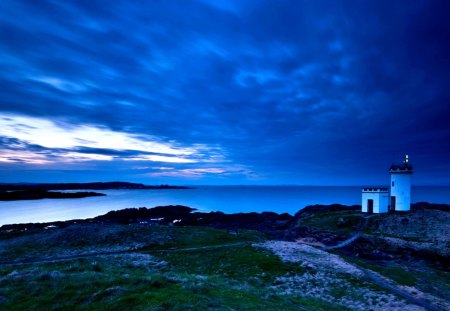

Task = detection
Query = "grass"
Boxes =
[382,267,417,286]
[337,252,450,305]
[3,221,446,310]
[158,245,305,281]
[0,224,345,310]
[341,255,428,286]
[297,211,364,234]
[0,224,264,262]
[341,255,417,286]
[0,266,344,311]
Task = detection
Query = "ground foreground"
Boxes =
[0,204,449,310]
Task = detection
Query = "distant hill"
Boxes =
[0,190,105,201]
[0,182,190,191]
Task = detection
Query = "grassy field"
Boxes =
[0,224,345,310]
[1,221,448,310]
[295,210,364,235]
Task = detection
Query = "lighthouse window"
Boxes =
[392,181,395,187]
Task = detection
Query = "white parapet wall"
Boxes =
[361,188,389,213]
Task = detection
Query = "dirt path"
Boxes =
[0,242,248,266]
[259,240,448,311]
[322,215,373,250]
[322,231,363,250]
[155,242,247,252]
[318,217,448,310]
[359,268,447,311]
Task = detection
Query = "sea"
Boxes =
[0,186,449,226]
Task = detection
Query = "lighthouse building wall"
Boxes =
[362,191,389,213]
[390,173,411,211]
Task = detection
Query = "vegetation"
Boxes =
[1,204,449,310]
[296,210,364,234]
[340,253,450,301]
[0,224,343,310]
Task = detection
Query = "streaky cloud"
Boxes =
[0,114,226,165]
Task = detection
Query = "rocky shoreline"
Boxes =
[1,202,448,265]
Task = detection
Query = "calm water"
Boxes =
[0,186,449,226]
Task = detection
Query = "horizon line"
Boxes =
[1,181,449,187]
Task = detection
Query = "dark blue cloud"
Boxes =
[0,0,449,184]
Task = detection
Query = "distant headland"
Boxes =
[0,182,190,201]
[0,190,105,201]
[0,182,190,191]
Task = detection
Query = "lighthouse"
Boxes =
[389,155,413,212]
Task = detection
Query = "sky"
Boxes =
[0,0,449,185]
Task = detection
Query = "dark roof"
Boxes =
[389,162,413,171]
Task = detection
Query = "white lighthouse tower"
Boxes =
[389,155,413,212]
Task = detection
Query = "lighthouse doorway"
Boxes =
[367,199,373,213]
[390,196,396,212]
